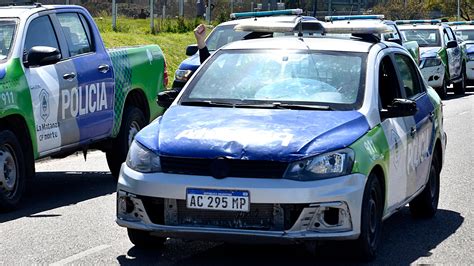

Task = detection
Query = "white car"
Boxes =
[116,20,446,261]
[449,21,474,86]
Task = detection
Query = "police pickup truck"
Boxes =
[449,21,474,86]
[0,3,167,211]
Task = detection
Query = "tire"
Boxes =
[0,130,27,212]
[409,155,440,218]
[453,69,466,95]
[436,78,448,100]
[127,228,166,249]
[354,172,384,261]
[106,107,146,178]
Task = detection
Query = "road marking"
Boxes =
[51,245,111,265]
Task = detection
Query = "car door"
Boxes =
[377,54,411,211]
[23,14,79,156]
[54,11,115,143]
[393,53,435,197]
[444,28,462,80]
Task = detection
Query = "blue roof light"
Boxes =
[447,21,474,26]
[325,15,384,22]
[230,9,303,20]
[396,19,441,25]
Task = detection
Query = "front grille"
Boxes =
[160,156,288,179]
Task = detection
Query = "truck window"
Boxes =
[394,54,423,98]
[24,16,60,54]
[379,56,401,110]
[57,13,92,56]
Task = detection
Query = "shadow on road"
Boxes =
[0,171,116,223]
[443,91,473,101]
[116,208,463,265]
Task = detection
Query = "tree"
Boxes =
[372,0,427,20]
[425,0,474,21]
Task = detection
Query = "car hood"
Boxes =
[177,51,216,72]
[465,43,474,54]
[420,47,441,58]
[136,106,369,162]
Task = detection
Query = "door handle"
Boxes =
[98,64,110,73]
[429,111,435,121]
[63,72,76,80]
[410,126,417,137]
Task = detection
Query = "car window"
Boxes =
[205,25,252,51]
[378,56,401,110]
[57,13,92,56]
[447,28,456,41]
[24,16,60,53]
[401,29,441,47]
[394,54,423,98]
[456,29,474,41]
[183,50,366,109]
[383,24,401,42]
[0,20,16,61]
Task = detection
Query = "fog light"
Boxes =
[308,202,352,232]
[119,196,135,214]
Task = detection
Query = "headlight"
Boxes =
[126,141,162,173]
[422,57,442,68]
[284,148,354,181]
[467,53,474,61]
[174,69,193,82]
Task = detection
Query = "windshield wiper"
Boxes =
[181,100,236,107]
[267,102,332,110]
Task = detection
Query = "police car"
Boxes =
[116,20,446,260]
[397,20,466,98]
[448,21,474,86]
[172,9,315,89]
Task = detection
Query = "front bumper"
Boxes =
[421,65,445,88]
[116,165,367,243]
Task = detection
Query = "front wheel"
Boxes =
[106,107,146,178]
[354,172,383,261]
[0,130,27,212]
[127,228,166,249]
[436,78,448,100]
[409,155,440,218]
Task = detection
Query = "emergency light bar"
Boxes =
[396,19,441,25]
[447,21,474,26]
[230,8,302,20]
[325,15,384,22]
[234,19,392,35]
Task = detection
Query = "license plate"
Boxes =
[186,188,250,212]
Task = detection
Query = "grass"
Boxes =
[94,16,204,85]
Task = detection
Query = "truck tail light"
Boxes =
[163,60,169,88]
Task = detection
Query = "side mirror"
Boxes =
[186,44,199,56]
[381,98,418,119]
[446,40,458,49]
[157,89,180,108]
[24,46,61,67]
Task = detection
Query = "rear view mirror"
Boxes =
[25,46,61,67]
[447,40,458,49]
[186,44,198,56]
[381,98,417,119]
[157,89,180,108]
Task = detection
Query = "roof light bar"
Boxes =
[230,8,302,20]
[325,15,384,22]
[396,19,441,25]
[324,22,393,34]
[447,21,474,26]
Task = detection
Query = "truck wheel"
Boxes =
[437,79,448,100]
[106,107,146,178]
[409,155,440,218]
[354,172,383,261]
[453,70,466,95]
[127,228,166,249]
[0,130,26,212]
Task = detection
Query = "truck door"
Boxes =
[444,28,462,80]
[23,14,79,156]
[393,53,435,198]
[55,12,114,145]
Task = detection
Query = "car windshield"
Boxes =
[401,29,441,47]
[456,29,474,42]
[0,20,17,61]
[181,50,366,110]
[205,25,253,51]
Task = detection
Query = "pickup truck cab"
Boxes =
[172,9,315,89]
[448,21,474,86]
[0,3,167,211]
[398,20,467,98]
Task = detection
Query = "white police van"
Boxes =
[116,19,446,261]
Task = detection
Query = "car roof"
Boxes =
[221,36,375,53]
[0,5,83,19]
[451,24,474,30]
[398,24,444,30]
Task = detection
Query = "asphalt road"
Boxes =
[1,92,473,265]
